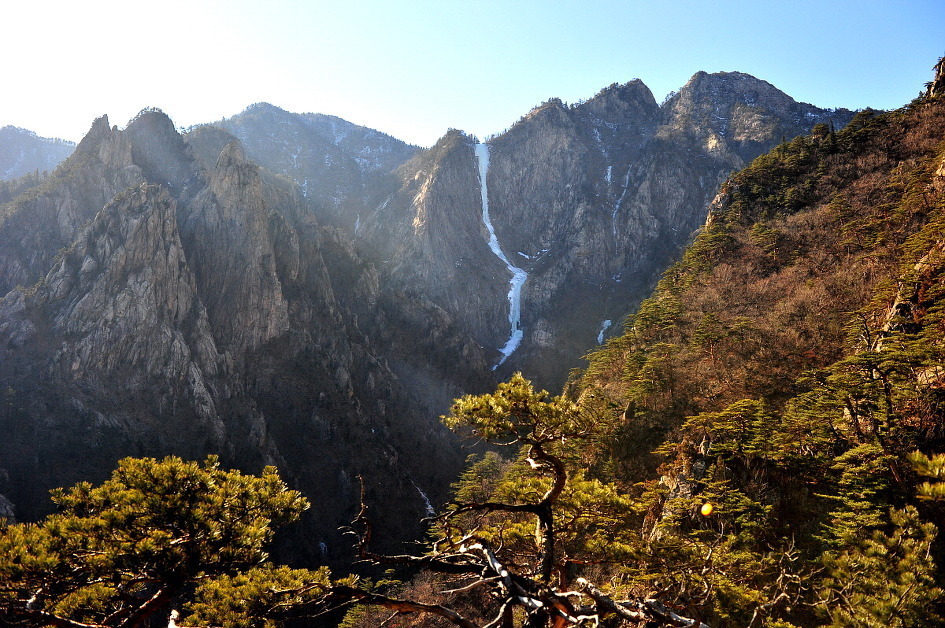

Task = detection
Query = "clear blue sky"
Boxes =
[2,0,942,147]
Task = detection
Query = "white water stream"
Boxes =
[612,167,631,238]
[475,143,527,369]
[597,319,612,344]
[413,481,436,517]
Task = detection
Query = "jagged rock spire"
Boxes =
[928,56,945,98]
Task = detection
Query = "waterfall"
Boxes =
[413,482,436,517]
[597,319,612,344]
[475,143,527,369]
[612,167,631,238]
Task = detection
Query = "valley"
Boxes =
[0,71,864,565]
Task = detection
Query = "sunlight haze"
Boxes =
[3,0,943,147]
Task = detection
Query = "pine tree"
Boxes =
[818,506,941,627]
[0,456,310,627]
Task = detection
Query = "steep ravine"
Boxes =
[203,74,853,391]
[364,73,854,388]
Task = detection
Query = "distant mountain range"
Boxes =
[0,126,74,180]
[0,71,855,561]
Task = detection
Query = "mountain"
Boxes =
[0,126,74,182]
[576,94,945,479]
[214,103,419,231]
[0,71,856,566]
[0,110,463,562]
[349,72,854,386]
[345,60,945,628]
[204,107,497,419]
[214,74,853,391]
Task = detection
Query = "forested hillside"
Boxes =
[563,71,945,625]
[343,65,945,627]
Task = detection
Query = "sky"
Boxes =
[2,0,943,148]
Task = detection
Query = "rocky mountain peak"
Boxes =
[215,139,250,170]
[520,98,571,126]
[84,113,112,137]
[659,70,853,166]
[428,127,471,153]
[73,115,116,156]
[227,103,305,138]
[574,80,661,155]
[125,108,198,197]
[66,115,140,173]
[125,108,179,139]
[667,71,795,122]
[583,79,659,117]
[0,114,148,295]
[215,104,419,234]
[241,101,291,117]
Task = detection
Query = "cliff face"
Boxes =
[356,72,854,386]
[0,181,232,518]
[0,110,461,559]
[0,116,145,295]
[359,131,507,348]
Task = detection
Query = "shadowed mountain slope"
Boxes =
[0,110,464,563]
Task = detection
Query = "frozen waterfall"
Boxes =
[413,481,436,517]
[476,143,527,369]
[597,319,613,344]
[612,168,631,238]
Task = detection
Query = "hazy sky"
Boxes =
[2,0,942,147]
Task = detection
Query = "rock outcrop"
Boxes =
[0,110,462,562]
[929,56,945,99]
